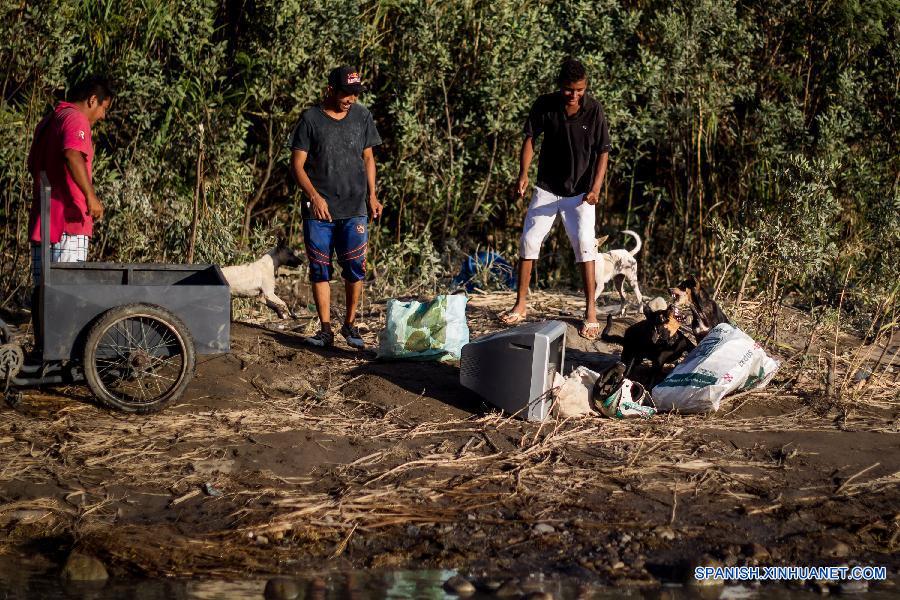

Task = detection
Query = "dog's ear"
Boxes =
[276,237,287,249]
[642,303,654,320]
[684,275,698,289]
[596,235,609,247]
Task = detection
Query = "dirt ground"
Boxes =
[0,286,898,588]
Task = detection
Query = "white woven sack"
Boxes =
[651,323,779,413]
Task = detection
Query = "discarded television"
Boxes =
[460,321,566,421]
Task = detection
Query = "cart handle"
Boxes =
[39,171,51,287]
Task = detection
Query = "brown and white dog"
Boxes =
[222,241,302,319]
[594,230,643,315]
[669,276,731,341]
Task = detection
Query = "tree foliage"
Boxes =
[1,0,897,318]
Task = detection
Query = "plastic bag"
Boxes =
[554,366,599,418]
[598,379,657,419]
[651,323,779,413]
[377,295,469,362]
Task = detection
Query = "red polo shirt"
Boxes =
[28,102,94,243]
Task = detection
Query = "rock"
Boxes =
[255,535,270,545]
[524,593,553,600]
[533,523,555,535]
[655,526,676,541]
[61,552,108,582]
[648,297,668,312]
[808,579,831,595]
[611,561,625,570]
[686,556,724,587]
[406,524,420,537]
[495,580,524,597]
[612,577,660,589]
[476,578,503,592]
[264,578,301,600]
[443,575,475,596]
[619,533,632,544]
[838,580,868,594]
[743,543,770,561]
[822,538,851,558]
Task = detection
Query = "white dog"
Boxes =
[593,230,643,314]
[222,241,301,319]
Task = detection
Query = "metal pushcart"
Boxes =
[0,173,230,413]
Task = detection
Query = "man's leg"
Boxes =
[303,219,336,346]
[311,281,331,327]
[580,259,598,326]
[335,217,368,348]
[560,194,599,338]
[505,259,535,321]
[503,188,557,323]
[344,280,362,324]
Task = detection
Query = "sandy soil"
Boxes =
[0,287,897,588]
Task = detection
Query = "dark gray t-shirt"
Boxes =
[290,103,382,220]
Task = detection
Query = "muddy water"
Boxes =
[0,558,897,600]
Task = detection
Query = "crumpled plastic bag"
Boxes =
[377,295,469,362]
[651,323,779,413]
[597,379,657,419]
[553,366,599,418]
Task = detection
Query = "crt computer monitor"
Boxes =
[459,321,566,421]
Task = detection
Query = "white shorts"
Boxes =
[31,234,89,286]
[519,186,597,263]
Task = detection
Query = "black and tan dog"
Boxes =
[601,305,695,384]
[669,276,731,341]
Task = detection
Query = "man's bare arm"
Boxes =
[291,149,332,221]
[584,152,609,206]
[363,147,382,219]
[64,149,103,219]
[516,137,535,198]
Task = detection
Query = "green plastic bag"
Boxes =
[377,295,469,361]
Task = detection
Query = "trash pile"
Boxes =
[551,322,779,418]
[377,292,779,420]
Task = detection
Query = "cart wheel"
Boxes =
[83,304,195,413]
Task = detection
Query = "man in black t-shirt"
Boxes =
[500,58,611,339]
[290,66,382,349]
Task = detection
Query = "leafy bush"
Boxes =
[0,0,896,324]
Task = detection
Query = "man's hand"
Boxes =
[516,174,529,198]
[87,195,104,220]
[311,195,332,221]
[583,190,600,206]
[368,195,383,220]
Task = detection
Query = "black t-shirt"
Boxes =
[290,103,382,220]
[523,93,611,197]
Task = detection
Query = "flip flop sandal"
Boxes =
[580,320,601,340]
[499,311,526,325]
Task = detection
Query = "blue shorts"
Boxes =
[303,216,368,283]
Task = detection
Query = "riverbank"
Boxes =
[1,290,897,588]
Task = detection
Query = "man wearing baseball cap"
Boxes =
[290,66,382,349]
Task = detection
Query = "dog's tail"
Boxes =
[621,230,642,256]
[601,314,624,345]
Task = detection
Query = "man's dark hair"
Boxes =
[557,58,587,86]
[68,76,115,103]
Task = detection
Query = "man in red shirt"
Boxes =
[26,76,113,347]
[27,76,113,283]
